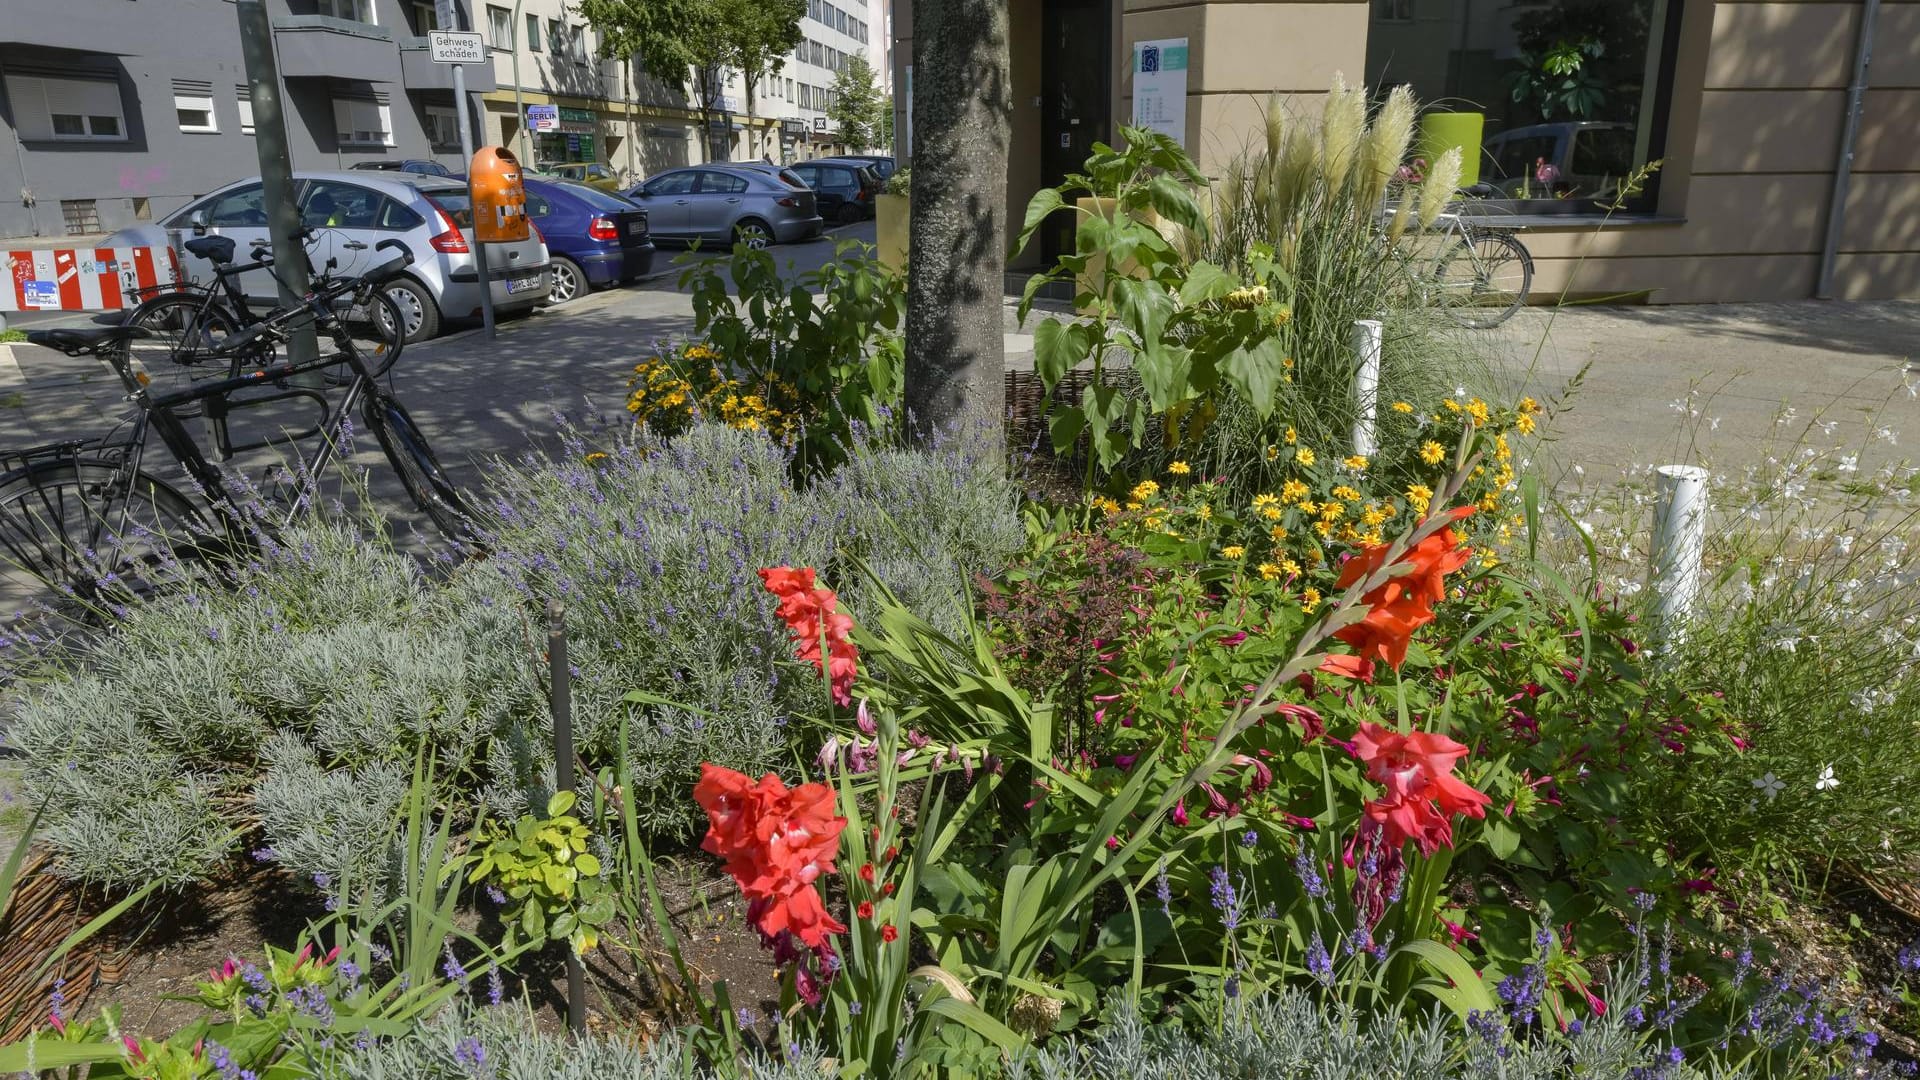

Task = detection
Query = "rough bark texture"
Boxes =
[904,0,1010,445]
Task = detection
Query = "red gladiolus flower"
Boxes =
[1350,722,1491,856]
[859,863,875,884]
[857,900,874,920]
[1319,508,1475,682]
[759,566,859,706]
[694,763,849,949]
[880,923,899,943]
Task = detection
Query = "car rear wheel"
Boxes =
[838,203,861,226]
[547,256,586,305]
[734,218,773,250]
[376,276,441,343]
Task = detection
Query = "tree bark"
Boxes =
[903,0,1009,448]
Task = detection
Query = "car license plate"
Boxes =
[627,221,645,235]
[505,274,541,294]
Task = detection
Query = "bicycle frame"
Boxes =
[106,283,393,534]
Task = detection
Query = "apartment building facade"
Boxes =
[0,0,497,239]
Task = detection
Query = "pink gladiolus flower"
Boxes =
[1172,799,1190,827]
[1441,918,1478,945]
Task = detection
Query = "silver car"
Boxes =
[625,165,822,249]
[161,170,551,342]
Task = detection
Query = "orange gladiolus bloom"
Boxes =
[759,566,859,706]
[1351,722,1491,855]
[1319,507,1474,682]
[693,763,848,949]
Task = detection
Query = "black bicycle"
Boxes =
[124,228,401,398]
[7,240,475,605]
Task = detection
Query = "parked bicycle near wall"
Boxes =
[6,239,476,609]
[1389,185,1536,329]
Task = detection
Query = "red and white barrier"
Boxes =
[1,245,184,314]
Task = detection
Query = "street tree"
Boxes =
[579,0,803,162]
[723,0,805,160]
[904,0,1009,443]
[827,54,885,151]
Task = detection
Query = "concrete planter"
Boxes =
[876,193,910,272]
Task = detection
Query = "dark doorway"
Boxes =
[1040,0,1113,265]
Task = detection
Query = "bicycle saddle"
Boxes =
[1456,183,1497,199]
[184,235,237,264]
[26,325,152,355]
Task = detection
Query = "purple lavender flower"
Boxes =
[442,944,468,982]
[1305,935,1333,984]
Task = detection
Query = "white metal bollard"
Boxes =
[1351,319,1382,457]
[1650,465,1710,643]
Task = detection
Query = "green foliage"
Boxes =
[581,0,803,138]
[1016,126,1292,472]
[679,242,905,472]
[1506,38,1608,120]
[5,520,540,892]
[828,54,887,151]
[458,791,616,955]
[884,167,911,197]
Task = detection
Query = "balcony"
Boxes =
[399,37,498,93]
[271,15,398,82]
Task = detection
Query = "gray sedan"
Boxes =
[625,166,822,249]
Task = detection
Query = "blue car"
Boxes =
[521,177,656,304]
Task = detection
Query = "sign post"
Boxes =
[429,28,497,338]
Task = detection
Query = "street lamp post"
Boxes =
[511,0,532,165]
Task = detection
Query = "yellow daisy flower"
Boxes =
[1284,426,1298,445]
[1391,401,1415,414]
[1342,455,1369,471]
[1295,447,1315,467]
[1419,441,1446,466]
[1280,479,1310,503]
[1257,562,1283,581]
[1131,479,1160,502]
[1222,545,1246,559]
[1301,587,1322,614]
[1168,460,1191,476]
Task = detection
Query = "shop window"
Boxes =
[1364,0,1681,214]
[4,74,127,142]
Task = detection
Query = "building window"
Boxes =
[314,0,375,23]
[175,93,217,133]
[3,75,126,141]
[1364,0,1681,213]
[235,85,256,134]
[786,77,794,100]
[333,98,394,146]
[526,12,542,50]
[546,19,565,55]
[487,4,513,47]
[408,1,439,34]
[425,104,460,148]
[60,199,101,233]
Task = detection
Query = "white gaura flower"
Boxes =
[1753,772,1785,802]
[1838,455,1859,474]
[1815,765,1840,792]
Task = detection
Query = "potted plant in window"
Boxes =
[877,168,910,272]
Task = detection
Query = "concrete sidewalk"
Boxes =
[1483,300,1920,484]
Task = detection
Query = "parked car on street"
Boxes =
[823,154,897,181]
[540,162,624,192]
[790,160,880,224]
[349,159,454,177]
[161,170,550,342]
[521,177,655,303]
[623,165,821,249]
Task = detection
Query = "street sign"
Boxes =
[429,30,486,64]
[527,104,559,133]
[812,117,827,131]
[434,0,458,27]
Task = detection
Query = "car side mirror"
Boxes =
[187,209,209,235]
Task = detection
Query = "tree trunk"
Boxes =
[904,0,1009,449]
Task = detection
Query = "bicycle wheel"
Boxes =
[0,458,224,609]
[360,395,481,552]
[125,294,248,401]
[1434,231,1534,329]
[323,288,405,383]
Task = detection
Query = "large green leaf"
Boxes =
[1031,317,1088,394]
[1135,342,1193,413]
[1178,261,1238,306]
[1111,277,1172,346]
[1015,188,1066,256]
[1219,335,1286,418]
[1139,174,1206,235]
[1398,938,1498,1019]
[1049,407,1088,456]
